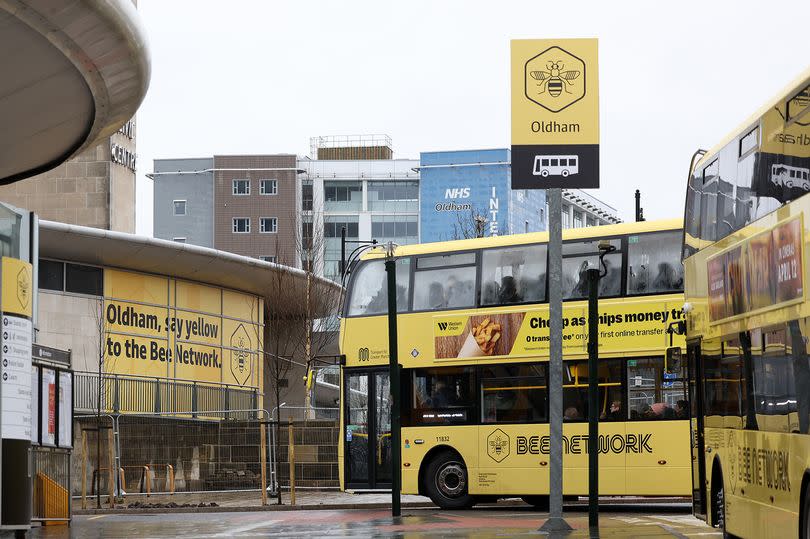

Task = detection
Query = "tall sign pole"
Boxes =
[511,38,599,532]
[546,188,566,529]
[385,244,401,518]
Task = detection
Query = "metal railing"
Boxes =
[74,371,261,420]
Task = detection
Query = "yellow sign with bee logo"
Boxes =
[511,38,599,189]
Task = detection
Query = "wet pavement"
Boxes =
[32,505,721,538]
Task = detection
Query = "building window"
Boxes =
[573,211,583,228]
[260,255,277,263]
[39,260,64,292]
[232,179,250,195]
[302,181,313,211]
[260,217,278,233]
[260,179,277,195]
[173,200,187,216]
[65,263,103,296]
[561,205,571,229]
[325,221,358,238]
[233,218,250,233]
[173,237,187,243]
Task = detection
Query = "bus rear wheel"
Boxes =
[712,465,732,538]
[423,450,475,509]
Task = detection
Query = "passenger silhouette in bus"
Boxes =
[564,406,580,421]
[629,264,649,293]
[571,261,591,298]
[481,281,500,305]
[498,276,521,304]
[675,400,689,419]
[601,400,623,421]
[598,258,620,296]
[428,379,455,408]
[652,262,682,292]
[427,282,446,309]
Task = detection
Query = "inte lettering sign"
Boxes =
[511,38,599,189]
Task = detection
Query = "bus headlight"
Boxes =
[682,302,693,314]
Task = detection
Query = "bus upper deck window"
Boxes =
[627,231,684,295]
[347,259,411,316]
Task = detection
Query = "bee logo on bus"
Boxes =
[358,347,370,362]
[487,429,510,462]
[524,46,586,112]
[533,155,579,178]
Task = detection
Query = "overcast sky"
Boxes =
[135,0,810,235]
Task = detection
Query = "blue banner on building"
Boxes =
[419,149,546,243]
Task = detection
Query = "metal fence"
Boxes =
[33,447,71,522]
[73,411,340,498]
[74,371,260,420]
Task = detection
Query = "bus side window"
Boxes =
[347,258,411,316]
[627,231,684,295]
[480,364,547,423]
[413,253,476,311]
[627,357,687,420]
[480,244,547,306]
[562,360,623,421]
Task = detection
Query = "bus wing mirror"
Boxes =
[664,346,683,375]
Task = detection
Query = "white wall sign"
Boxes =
[30,365,39,444]
[1,314,33,441]
[58,371,72,448]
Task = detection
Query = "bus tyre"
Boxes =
[521,495,549,510]
[712,468,732,538]
[802,483,810,539]
[424,450,474,509]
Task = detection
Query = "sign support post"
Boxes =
[587,267,600,530]
[511,38,598,532]
[544,187,569,531]
[385,244,401,518]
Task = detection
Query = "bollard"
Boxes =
[288,418,296,506]
[81,430,87,510]
[119,468,126,501]
[168,464,175,495]
[107,429,115,506]
[144,466,151,497]
[260,423,267,506]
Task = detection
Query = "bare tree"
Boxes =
[90,299,112,508]
[258,210,343,504]
[451,207,500,240]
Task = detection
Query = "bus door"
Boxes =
[344,369,392,489]
[687,341,707,519]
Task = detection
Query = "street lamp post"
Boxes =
[587,241,616,531]
[384,242,401,518]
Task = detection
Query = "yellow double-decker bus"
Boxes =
[682,67,810,537]
[338,219,690,508]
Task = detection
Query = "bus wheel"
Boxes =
[424,450,474,509]
[802,483,810,539]
[712,466,730,538]
[521,495,549,510]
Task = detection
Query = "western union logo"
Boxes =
[433,316,468,337]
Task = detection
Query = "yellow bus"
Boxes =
[338,219,690,508]
[682,66,810,537]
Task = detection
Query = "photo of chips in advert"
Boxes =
[434,313,525,359]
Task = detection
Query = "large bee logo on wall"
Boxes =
[229,324,253,386]
[524,46,586,113]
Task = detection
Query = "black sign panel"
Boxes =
[511,144,599,189]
